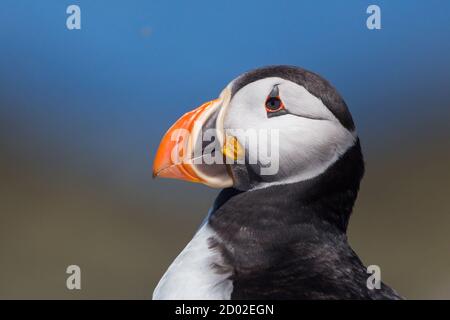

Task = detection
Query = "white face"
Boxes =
[222,77,357,190]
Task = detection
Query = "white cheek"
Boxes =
[281,82,336,120]
[224,77,338,130]
[276,118,356,182]
[224,88,267,130]
[223,77,356,187]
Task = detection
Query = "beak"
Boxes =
[152,88,234,188]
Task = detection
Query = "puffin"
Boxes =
[152,65,402,300]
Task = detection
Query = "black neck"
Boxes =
[207,141,369,299]
[208,140,401,299]
[210,139,364,235]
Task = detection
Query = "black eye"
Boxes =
[265,85,285,115]
[265,96,283,112]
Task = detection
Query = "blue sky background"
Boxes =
[1,0,449,190]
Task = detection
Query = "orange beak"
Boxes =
[152,90,234,188]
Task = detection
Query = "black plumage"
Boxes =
[209,141,402,299]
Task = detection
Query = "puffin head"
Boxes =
[153,65,360,191]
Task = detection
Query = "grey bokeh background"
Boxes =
[1,0,449,299]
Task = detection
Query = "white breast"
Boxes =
[152,223,233,300]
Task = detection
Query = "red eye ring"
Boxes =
[265,96,285,113]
